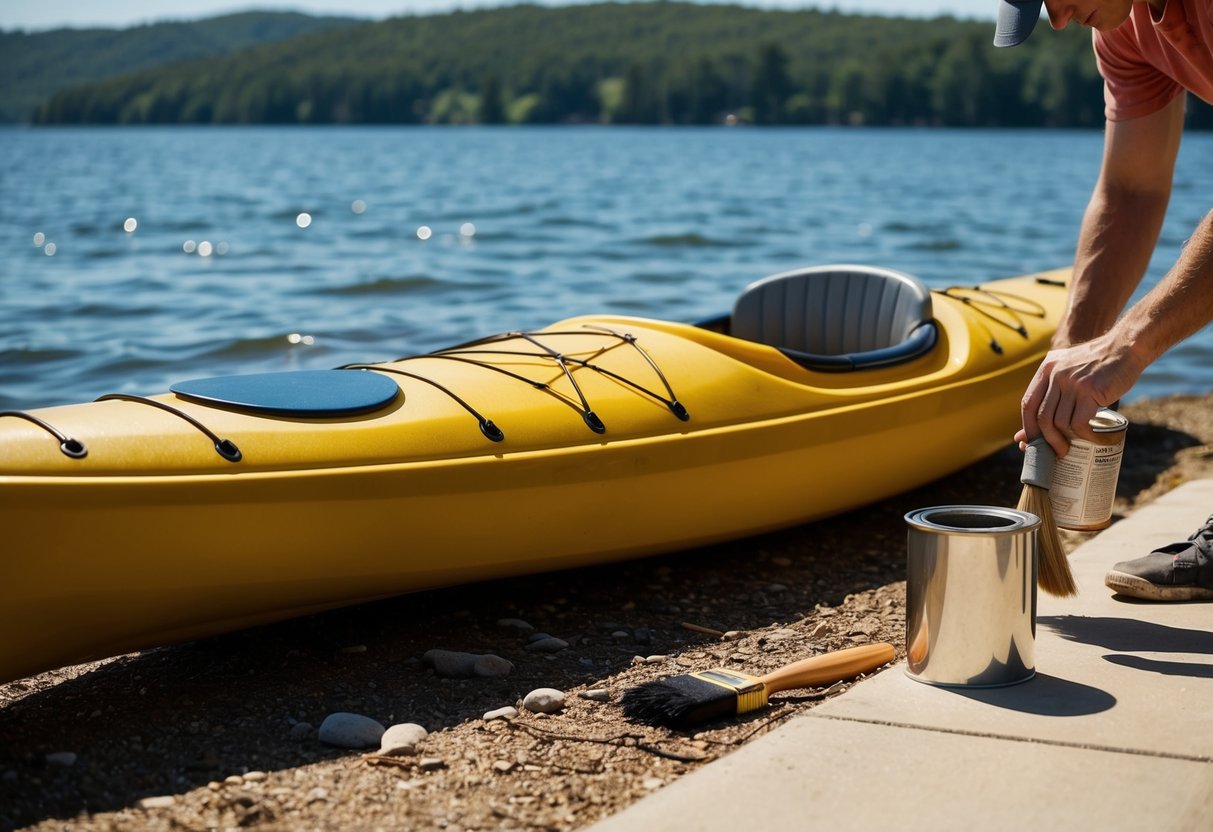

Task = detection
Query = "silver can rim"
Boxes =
[904,505,1042,535]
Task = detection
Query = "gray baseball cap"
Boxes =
[994,0,1043,47]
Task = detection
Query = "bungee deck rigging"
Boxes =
[1,282,1050,466]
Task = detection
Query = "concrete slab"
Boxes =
[590,480,1213,832]
[590,718,1213,832]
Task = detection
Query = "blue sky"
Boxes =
[1,1,998,32]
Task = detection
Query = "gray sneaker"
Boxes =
[1105,513,1213,601]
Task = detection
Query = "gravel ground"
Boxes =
[3,393,1211,832]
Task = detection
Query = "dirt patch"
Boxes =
[3,393,1211,832]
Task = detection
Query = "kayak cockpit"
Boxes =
[698,264,939,372]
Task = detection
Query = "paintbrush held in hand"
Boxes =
[1018,437,1077,597]
[620,642,896,729]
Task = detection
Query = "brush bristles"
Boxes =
[620,670,766,728]
[1018,483,1078,597]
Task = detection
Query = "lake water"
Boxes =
[2,126,1211,411]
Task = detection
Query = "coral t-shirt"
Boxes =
[1094,0,1213,120]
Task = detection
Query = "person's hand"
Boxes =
[1016,333,1142,456]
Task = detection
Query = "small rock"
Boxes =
[379,723,428,756]
[808,621,832,639]
[472,654,514,678]
[643,654,669,664]
[642,777,663,790]
[224,775,244,786]
[483,706,518,721]
[138,795,176,809]
[243,771,268,782]
[492,760,516,773]
[418,757,446,771]
[289,722,314,740]
[579,688,611,702]
[307,787,329,803]
[318,712,386,749]
[423,649,513,678]
[45,752,77,767]
[611,630,631,640]
[526,637,569,653]
[497,618,535,633]
[767,583,789,593]
[522,688,565,714]
[526,632,553,643]
[721,631,742,641]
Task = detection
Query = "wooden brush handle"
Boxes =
[758,643,896,694]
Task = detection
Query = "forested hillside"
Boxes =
[21,3,1213,128]
[0,12,362,123]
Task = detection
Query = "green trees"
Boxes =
[17,2,1213,129]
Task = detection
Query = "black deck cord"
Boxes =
[577,324,690,420]
[429,327,689,424]
[0,410,88,458]
[94,394,242,462]
[341,365,504,442]
[407,352,600,428]
[933,286,1049,355]
[422,329,606,434]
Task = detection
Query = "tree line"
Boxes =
[31,2,1213,129]
[0,12,360,124]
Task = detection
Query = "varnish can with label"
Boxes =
[1049,408,1129,531]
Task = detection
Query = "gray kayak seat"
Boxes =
[731,264,938,371]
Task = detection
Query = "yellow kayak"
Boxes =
[0,265,1069,682]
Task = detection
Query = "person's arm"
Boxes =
[1019,94,1213,455]
[1057,94,1184,346]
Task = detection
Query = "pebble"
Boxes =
[243,771,268,782]
[809,621,832,639]
[138,795,177,809]
[493,760,516,773]
[642,654,669,664]
[318,712,386,749]
[418,757,446,771]
[307,787,329,803]
[423,649,514,678]
[522,688,566,714]
[526,632,553,643]
[579,688,611,702]
[45,752,77,767]
[379,723,428,756]
[289,722,314,740]
[643,777,664,790]
[224,775,245,786]
[483,706,518,721]
[721,631,743,641]
[526,637,569,653]
[497,618,535,632]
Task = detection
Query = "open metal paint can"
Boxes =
[1049,408,1129,531]
[905,506,1039,688]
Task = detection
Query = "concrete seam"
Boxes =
[810,712,1213,764]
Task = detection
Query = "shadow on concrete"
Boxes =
[1102,654,1213,679]
[1038,615,1213,655]
[948,672,1116,717]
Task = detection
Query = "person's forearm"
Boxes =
[1059,179,1170,346]
[1111,209,1213,368]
